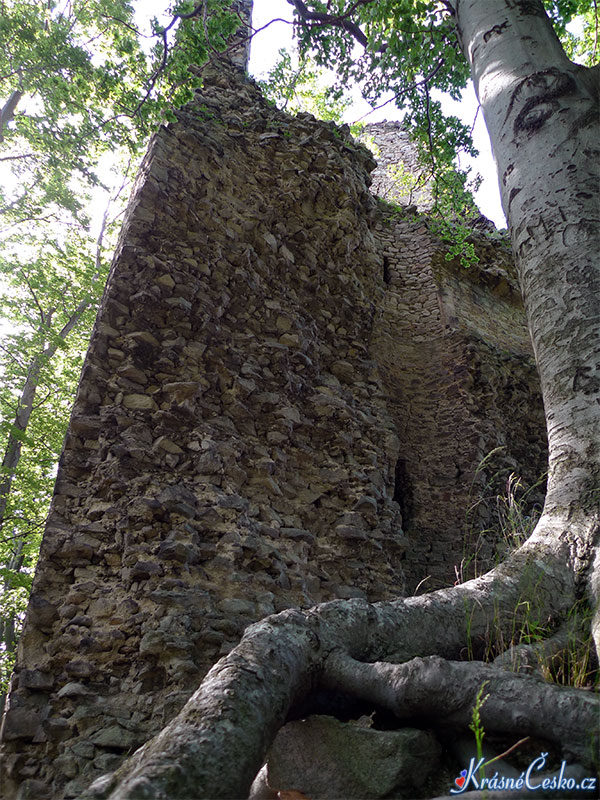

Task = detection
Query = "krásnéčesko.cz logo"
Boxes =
[451,753,597,794]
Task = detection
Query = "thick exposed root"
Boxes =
[78,514,599,800]
[322,653,598,766]
[491,611,596,684]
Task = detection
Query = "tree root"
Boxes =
[78,514,599,800]
[322,652,598,765]
[491,611,596,683]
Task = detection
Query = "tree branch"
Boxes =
[0,91,22,141]
[354,58,445,121]
[287,0,374,47]
[0,153,35,163]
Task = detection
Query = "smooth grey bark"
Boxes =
[454,2,600,513]
[322,653,598,765]
[491,614,590,677]
[0,91,22,141]
[452,0,600,651]
[78,2,599,798]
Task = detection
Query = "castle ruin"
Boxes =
[0,49,546,800]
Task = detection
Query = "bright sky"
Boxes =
[249,0,506,227]
[136,0,506,226]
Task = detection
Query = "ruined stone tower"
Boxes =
[228,0,253,68]
[0,43,546,800]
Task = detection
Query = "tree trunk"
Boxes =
[0,91,22,141]
[0,540,24,716]
[453,0,600,649]
[0,208,110,712]
[0,356,44,700]
[0,204,108,537]
[0,358,43,531]
[73,2,598,797]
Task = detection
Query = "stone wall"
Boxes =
[0,65,547,799]
[363,121,433,210]
[0,63,406,800]
[229,0,254,68]
[374,210,546,589]
[359,120,546,589]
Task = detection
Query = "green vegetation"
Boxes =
[459,455,597,694]
[469,682,489,786]
[258,47,353,124]
[291,0,595,243]
[461,449,546,580]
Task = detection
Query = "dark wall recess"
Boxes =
[383,255,391,284]
[393,458,412,527]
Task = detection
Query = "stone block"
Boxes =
[262,715,441,799]
[122,394,157,410]
[27,596,58,628]
[13,778,52,799]
[57,683,91,698]
[217,597,255,616]
[90,725,138,749]
[18,670,53,691]
[1,707,43,741]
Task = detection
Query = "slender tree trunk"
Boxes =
[0,358,43,531]
[0,208,111,713]
[0,205,109,536]
[0,355,45,714]
[0,91,22,141]
[0,346,41,713]
[0,540,23,716]
[0,353,44,708]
